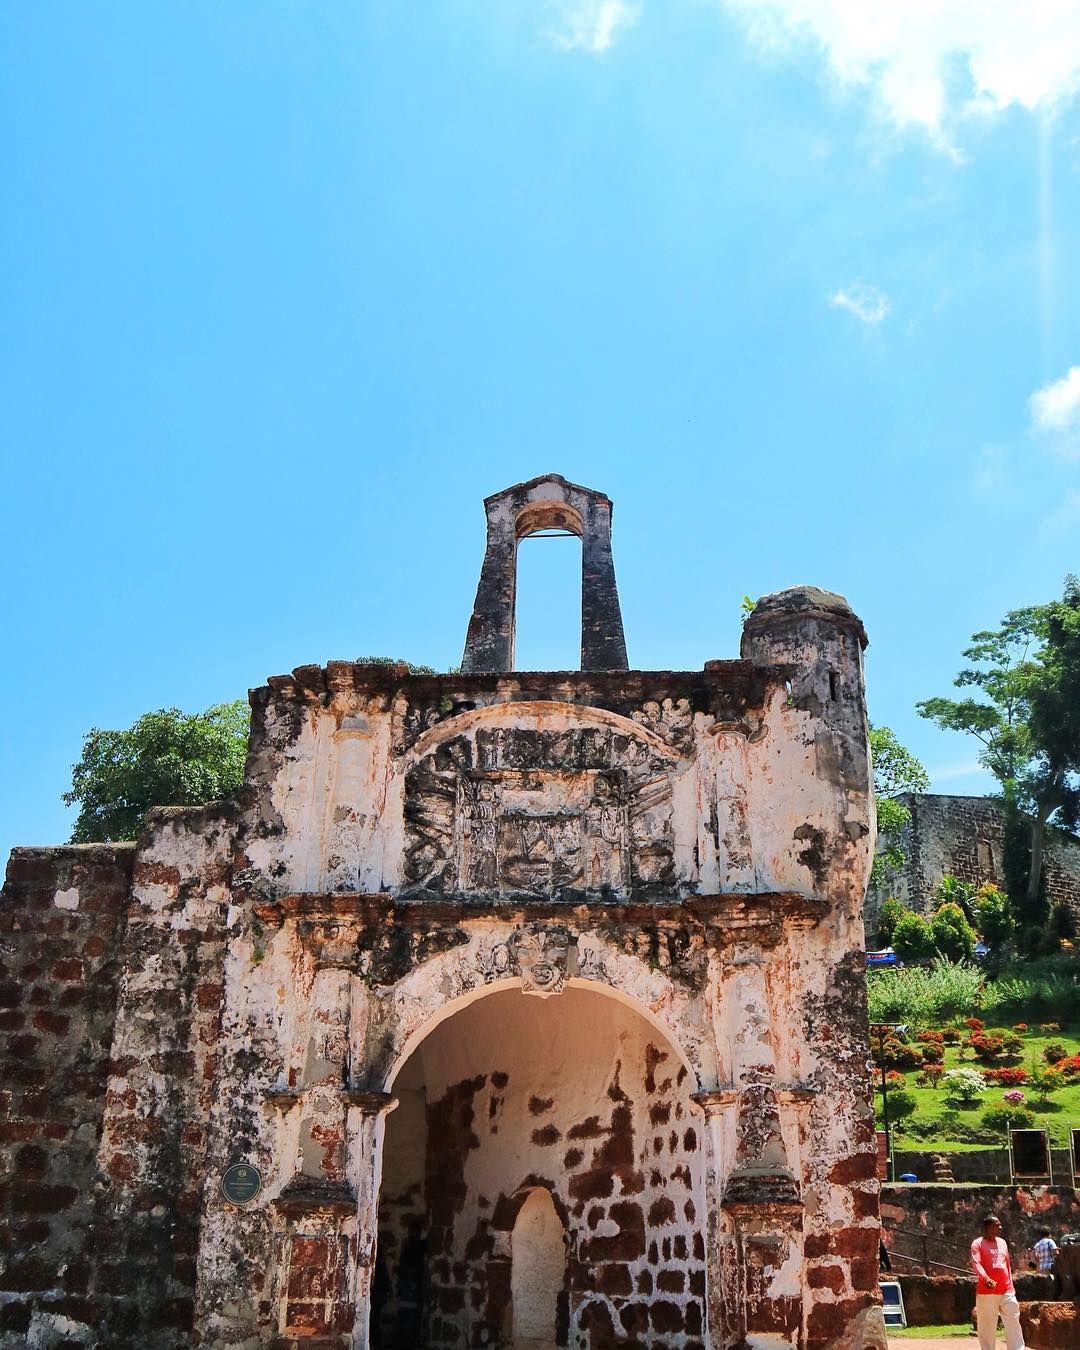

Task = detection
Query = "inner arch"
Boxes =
[371,985,707,1349]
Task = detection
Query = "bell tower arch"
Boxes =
[461,474,629,673]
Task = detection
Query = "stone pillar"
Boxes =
[461,516,517,673]
[272,967,357,1347]
[579,492,628,671]
[346,1090,397,1347]
[719,950,804,1347]
[709,721,757,892]
[690,1088,739,1348]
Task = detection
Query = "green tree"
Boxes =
[975,883,1015,960]
[870,725,930,888]
[930,902,977,963]
[934,874,976,924]
[874,896,907,949]
[892,911,937,964]
[883,1087,918,1124]
[63,702,249,842]
[917,579,1080,918]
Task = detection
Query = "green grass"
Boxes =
[889,1325,974,1339]
[876,1023,1080,1150]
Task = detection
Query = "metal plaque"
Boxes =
[221,1163,262,1205]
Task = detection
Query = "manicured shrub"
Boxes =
[941,1027,963,1045]
[921,1041,944,1064]
[965,1017,985,1031]
[1043,1042,1068,1064]
[917,1029,945,1044]
[917,1065,946,1089]
[984,1067,1028,1086]
[873,1037,922,1072]
[884,1088,918,1123]
[1031,1066,1065,1102]
[1013,1023,1029,1032]
[1040,1022,1062,1033]
[982,1103,1036,1132]
[969,1032,1005,1065]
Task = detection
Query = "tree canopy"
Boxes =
[63,701,249,842]
[870,724,930,888]
[917,577,1080,913]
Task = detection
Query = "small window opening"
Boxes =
[513,533,582,671]
[829,671,840,701]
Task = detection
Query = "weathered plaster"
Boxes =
[1,484,884,1350]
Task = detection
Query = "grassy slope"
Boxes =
[875,1024,1080,1150]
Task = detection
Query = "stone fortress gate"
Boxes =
[1,475,886,1350]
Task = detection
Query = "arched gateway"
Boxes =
[0,476,887,1350]
[373,981,706,1349]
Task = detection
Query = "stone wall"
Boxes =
[895,1272,1053,1326]
[880,1183,1080,1273]
[866,793,1080,928]
[0,844,134,1346]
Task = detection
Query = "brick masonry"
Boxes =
[866,793,1080,930]
[1,479,887,1349]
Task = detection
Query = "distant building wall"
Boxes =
[866,794,1080,933]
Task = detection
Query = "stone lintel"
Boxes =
[253,660,778,712]
[344,1089,397,1115]
[263,1087,304,1111]
[258,891,826,932]
[272,1176,357,1218]
[722,1168,803,1214]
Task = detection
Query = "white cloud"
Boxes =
[1030,365,1080,460]
[717,1,1080,149]
[828,282,889,325]
[1042,487,1080,534]
[548,0,641,53]
[974,445,1006,493]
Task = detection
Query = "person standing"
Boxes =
[1033,1227,1058,1274]
[970,1214,1026,1350]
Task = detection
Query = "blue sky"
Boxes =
[2,1,1079,860]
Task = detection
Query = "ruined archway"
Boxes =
[372,984,707,1350]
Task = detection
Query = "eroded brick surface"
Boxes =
[1,480,886,1349]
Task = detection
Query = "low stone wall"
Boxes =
[881,1184,1080,1273]
[1020,1300,1080,1349]
[893,1148,1074,1185]
[896,1273,1053,1327]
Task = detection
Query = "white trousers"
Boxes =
[976,1293,1026,1350]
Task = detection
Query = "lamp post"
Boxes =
[872,1023,905,1184]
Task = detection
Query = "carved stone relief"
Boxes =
[474,923,573,997]
[402,724,681,897]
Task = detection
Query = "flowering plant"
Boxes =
[1003,1090,1026,1106]
[943,1067,987,1107]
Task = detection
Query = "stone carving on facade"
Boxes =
[403,724,678,897]
[509,923,571,997]
[630,696,694,752]
[473,924,572,997]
